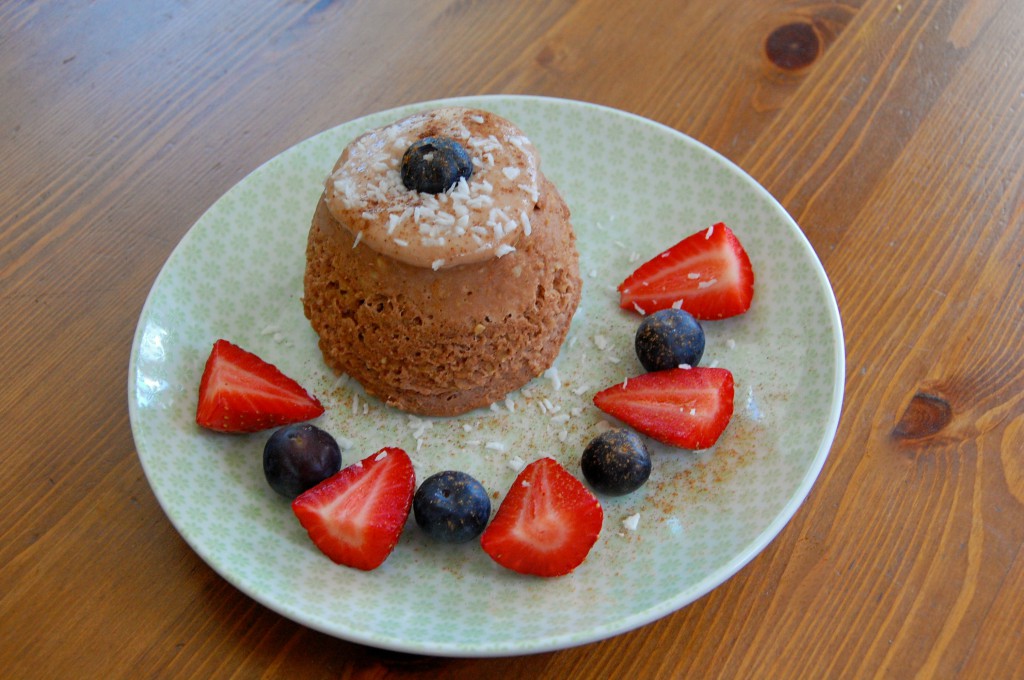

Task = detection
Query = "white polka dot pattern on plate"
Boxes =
[128,95,845,656]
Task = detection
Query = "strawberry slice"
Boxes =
[480,457,603,577]
[292,447,416,571]
[618,223,754,319]
[593,367,735,449]
[196,339,324,433]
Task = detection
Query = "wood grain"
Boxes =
[2,0,1022,677]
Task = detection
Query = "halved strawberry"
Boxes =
[196,339,324,433]
[618,223,754,319]
[480,457,603,577]
[292,447,416,571]
[594,367,735,449]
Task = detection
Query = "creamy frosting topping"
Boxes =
[324,107,540,270]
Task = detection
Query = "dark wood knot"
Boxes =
[892,392,953,440]
[766,22,820,70]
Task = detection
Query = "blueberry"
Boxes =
[635,308,705,371]
[413,470,491,543]
[401,136,473,194]
[263,424,342,499]
[581,429,652,496]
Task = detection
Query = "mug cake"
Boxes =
[303,106,581,416]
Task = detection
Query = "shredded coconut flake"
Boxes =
[698,278,718,289]
[508,455,525,472]
[632,302,646,315]
[431,259,445,270]
[520,210,532,236]
[352,231,363,249]
[517,182,539,202]
[705,224,715,239]
[544,366,561,391]
[622,513,641,532]
[486,441,508,452]
[495,244,516,257]
[374,450,388,461]
[386,213,402,235]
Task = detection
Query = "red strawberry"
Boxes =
[196,339,324,433]
[292,447,416,571]
[593,367,734,449]
[480,457,603,577]
[618,223,754,319]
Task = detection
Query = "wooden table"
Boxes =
[3,1,1022,677]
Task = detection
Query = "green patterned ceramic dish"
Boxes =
[128,96,844,656]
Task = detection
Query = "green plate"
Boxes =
[128,95,844,656]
